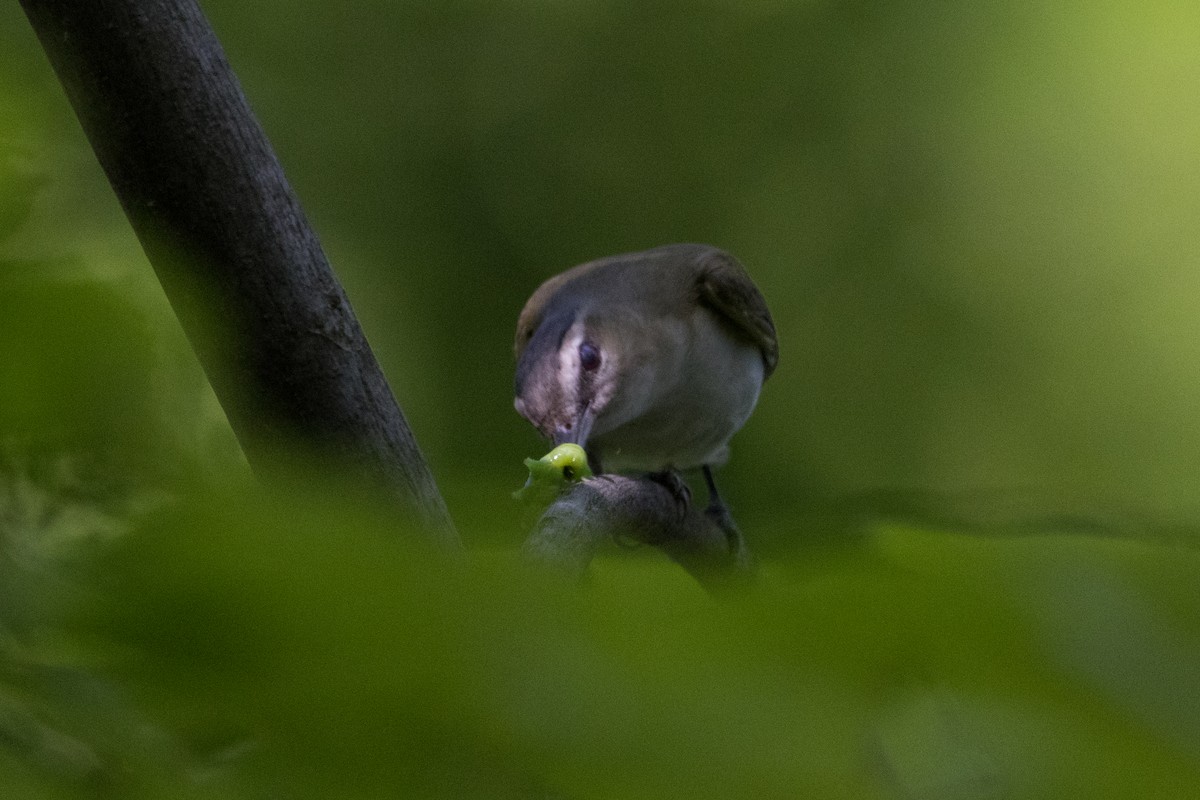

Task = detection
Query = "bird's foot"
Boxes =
[704,498,753,567]
[646,468,692,516]
[609,469,690,550]
[700,465,746,559]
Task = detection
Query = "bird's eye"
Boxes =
[562,465,575,480]
[579,342,601,372]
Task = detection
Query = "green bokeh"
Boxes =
[4,487,1200,798]
[6,1,1200,527]
[3,2,1200,796]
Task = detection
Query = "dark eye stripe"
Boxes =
[514,307,578,396]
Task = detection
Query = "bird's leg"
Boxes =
[702,465,748,559]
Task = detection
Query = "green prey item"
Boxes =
[513,443,593,508]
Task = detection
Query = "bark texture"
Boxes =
[21,0,456,545]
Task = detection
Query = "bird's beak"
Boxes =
[552,404,595,450]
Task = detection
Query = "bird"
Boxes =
[513,243,777,552]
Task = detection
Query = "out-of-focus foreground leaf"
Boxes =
[4,2,1200,796]
[2,482,1197,799]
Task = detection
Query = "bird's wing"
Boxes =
[695,251,779,379]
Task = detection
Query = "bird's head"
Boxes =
[513,306,623,451]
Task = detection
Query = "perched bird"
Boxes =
[513,243,777,549]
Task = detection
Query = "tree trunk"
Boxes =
[20,0,457,546]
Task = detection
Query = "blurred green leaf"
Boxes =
[4,1,1200,796]
[0,488,1187,798]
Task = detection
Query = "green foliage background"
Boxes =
[2,1,1200,797]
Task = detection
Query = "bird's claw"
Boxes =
[647,469,692,517]
[703,500,749,562]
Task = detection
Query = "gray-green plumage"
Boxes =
[513,243,777,474]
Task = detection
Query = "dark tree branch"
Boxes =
[522,475,755,594]
[20,0,457,545]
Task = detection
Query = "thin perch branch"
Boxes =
[522,475,755,593]
[20,0,456,545]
